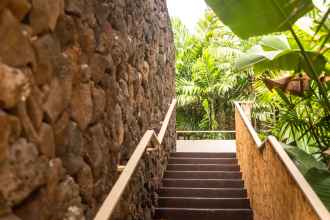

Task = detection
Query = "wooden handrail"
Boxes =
[94,99,176,220]
[234,101,330,220]
[158,100,177,143]
[234,102,263,148]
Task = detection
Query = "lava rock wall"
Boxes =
[0,0,175,219]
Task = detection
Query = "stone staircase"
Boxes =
[155,152,253,220]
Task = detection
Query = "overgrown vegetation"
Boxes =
[174,0,330,210]
[174,11,256,131]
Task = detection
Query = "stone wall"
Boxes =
[235,107,322,220]
[0,0,175,219]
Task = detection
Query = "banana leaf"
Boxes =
[205,0,314,39]
[283,144,328,174]
[305,168,330,210]
[283,144,330,210]
[235,35,327,75]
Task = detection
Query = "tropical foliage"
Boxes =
[206,0,330,210]
[174,11,255,131]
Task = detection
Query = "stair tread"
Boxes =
[159,196,249,199]
[158,197,250,208]
[167,164,240,171]
[156,207,252,211]
[163,178,243,181]
[155,207,253,220]
[160,187,246,190]
[155,151,252,219]
[164,171,242,179]
[163,179,244,188]
[168,163,239,165]
[169,157,238,160]
[171,152,236,156]
[165,170,241,173]
[168,158,238,165]
[159,187,247,197]
[168,164,240,167]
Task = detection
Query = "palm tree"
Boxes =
[174,11,252,130]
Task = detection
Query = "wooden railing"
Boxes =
[234,101,330,220]
[94,99,176,220]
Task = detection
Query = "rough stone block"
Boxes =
[0,139,47,206]
[110,104,124,152]
[76,161,94,204]
[86,123,106,179]
[15,169,82,220]
[29,0,64,34]
[90,54,109,83]
[80,26,96,56]
[55,15,76,49]
[43,78,66,123]
[0,213,21,220]
[32,34,61,85]
[70,83,93,131]
[17,101,40,144]
[53,111,69,154]
[26,86,43,132]
[92,87,106,122]
[67,121,83,155]
[64,0,83,16]
[0,113,21,162]
[0,64,30,109]
[0,9,35,67]
[39,123,55,158]
[7,0,31,21]
[0,1,9,11]
[61,154,84,176]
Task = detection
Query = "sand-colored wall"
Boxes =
[235,109,322,220]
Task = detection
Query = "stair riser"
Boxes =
[167,164,240,171]
[159,198,250,209]
[171,152,236,158]
[169,158,238,164]
[155,208,253,220]
[163,179,244,188]
[156,152,253,220]
[159,188,247,198]
[164,171,241,179]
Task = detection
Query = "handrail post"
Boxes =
[240,102,253,121]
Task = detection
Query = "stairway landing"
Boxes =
[177,140,236,152]
[155,152,253,220]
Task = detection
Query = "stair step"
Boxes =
[171,152,236,158]
[168,157,238,164]
[167,164,240,171]
[164,171,242,179]
[158,197,250,209]
[159,187,247,198]
[155,208,253,220]
[163,178,244,188]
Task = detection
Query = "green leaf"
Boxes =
[205,0,314,39]
[202,99,209,113]
[305,168,330,210]
[283,144,330,210]
[235,35,326,74]
[260,35,291,50]
[283,144,328,175]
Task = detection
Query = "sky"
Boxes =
[167,0,208,33]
